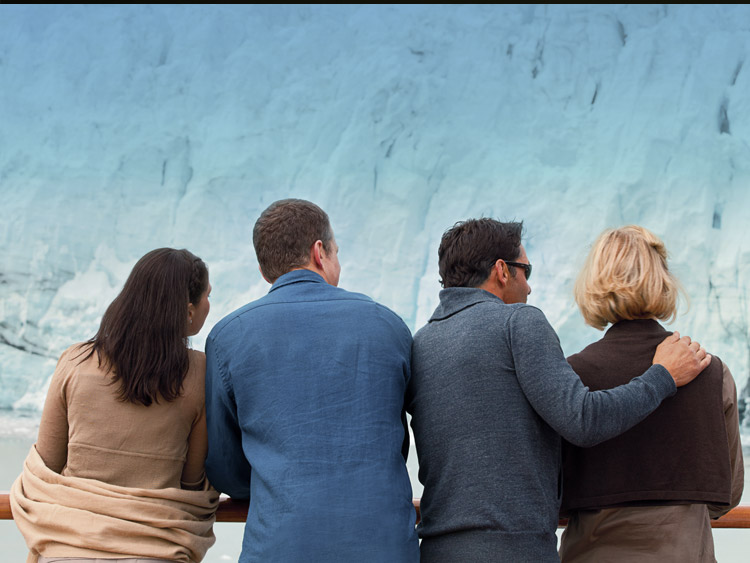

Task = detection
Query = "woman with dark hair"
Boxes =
[559,226,744,563]
[11,248,219,563]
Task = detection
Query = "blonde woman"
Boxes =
[559,226,744,563]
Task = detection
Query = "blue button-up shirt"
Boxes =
[205,269,419,562]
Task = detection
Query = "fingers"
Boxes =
[653,332,712,386]
[688,340,711,373]
[693,342,710,371]
[664,331,680,343]
[686,339,710,370]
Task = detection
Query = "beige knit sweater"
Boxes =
[35,344,209,489]
[10,344,219,562]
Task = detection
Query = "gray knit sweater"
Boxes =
[407,288,676,562]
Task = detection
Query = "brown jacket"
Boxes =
[559,321,744,563]
[562,320,731,511]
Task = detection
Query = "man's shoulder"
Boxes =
[506,303,548,323]
[413,302,544,352]
[207,293,276,342]
[417,301,544,333]
[314,284,404,319]
[208,286,408,340]
[481,301,541,318]
[333,288,411,338]
[328,285,377,305]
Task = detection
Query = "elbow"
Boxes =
[206,474,249,499]
[206,461,251,499]
[560,419,608,448]
[560,422,612,448]
[564,434,603,448]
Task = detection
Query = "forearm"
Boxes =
[205,337,252,498]
[565,365,675,447]
[205,413,252,498]
[511,307,675,447]
[36,408,69,472]
[181,408,208,489]
[36,351,72,472]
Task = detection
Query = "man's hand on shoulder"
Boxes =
[653,331,712,387]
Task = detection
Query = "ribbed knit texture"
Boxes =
[408,288,676,562]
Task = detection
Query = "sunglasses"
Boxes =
[503,261,532,281]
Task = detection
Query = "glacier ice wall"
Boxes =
[2,4,750,416]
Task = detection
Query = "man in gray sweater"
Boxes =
[406,218,711,563]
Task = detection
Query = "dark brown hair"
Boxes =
[80,248,209,406]
[438,218,524,288]
[253,199,333,282]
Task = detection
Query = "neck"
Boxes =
[477,280,503,301]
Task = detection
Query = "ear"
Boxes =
[494,259,510,288]
[187,301,195,323]
[478,259,507,299]
[311,240,325,269]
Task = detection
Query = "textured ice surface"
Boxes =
[1,5,750,417]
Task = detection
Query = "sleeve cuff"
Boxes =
[649,363,677,397]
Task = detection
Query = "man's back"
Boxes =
[408,287,677,563]
[408,288,563,562]
[206,270,419,562]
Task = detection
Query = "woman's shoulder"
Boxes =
[183,349,206,400]
[60,342,90,359]
[187,348,206,371]
[53,342,95,373]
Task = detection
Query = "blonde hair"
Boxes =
[574,225,684,330]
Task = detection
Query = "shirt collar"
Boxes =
[269,269,327,293]
[429,287,504,322]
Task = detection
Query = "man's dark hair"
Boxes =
[253,199,333,282]
[438,218,524,288]
[80,248,209,406]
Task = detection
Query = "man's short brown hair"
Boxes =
[438,218,524,288]
[253,199,334,283]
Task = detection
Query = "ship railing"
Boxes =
[1,494,749,528]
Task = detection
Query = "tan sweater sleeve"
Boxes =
[35,347,75,473]
[707,362,744,519]
[181,350,208,489]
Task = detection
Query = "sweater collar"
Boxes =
[269,269,327,293]
[603,318,668,340]
[429,287,504,322]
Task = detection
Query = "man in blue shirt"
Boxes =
[205,199,419,562]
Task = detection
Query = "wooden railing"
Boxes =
[2,493,749,528]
